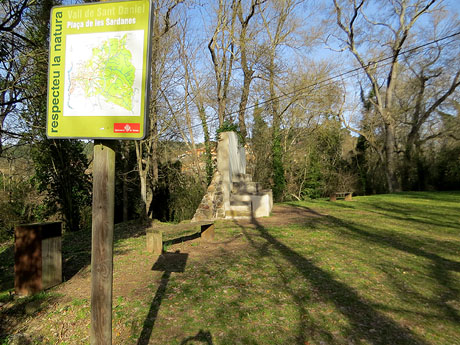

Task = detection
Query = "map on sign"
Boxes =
[63,30,144,116]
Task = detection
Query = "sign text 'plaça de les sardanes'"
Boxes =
[47,0,152,140]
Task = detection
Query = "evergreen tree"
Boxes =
[271,130,285,202]
[251,101,271,187]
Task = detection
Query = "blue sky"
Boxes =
[446,0,460,14]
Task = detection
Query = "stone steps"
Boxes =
[232,181,262,194]
[232,173,252,183]
[225,210,253,218]
[230,194,253,203]
[226,197,252,219]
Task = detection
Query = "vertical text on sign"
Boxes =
[50,11,63,133]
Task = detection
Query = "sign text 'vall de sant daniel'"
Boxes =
[47,0,152,139]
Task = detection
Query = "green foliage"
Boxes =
[314,121,357,196]
[251,103,272,188]
[250,109,359,201]
[432,144,460,190]
[205,147,214,186]
[114,141,143,223]
[197,106,214,185]
[0,178,44,242]
[302,152,323,199]
[216,120,244,145]
[283,119,358,200]
[271,132,285,202]
[150,161,205,223]
[216,120,239,135]
[0,147,46,241]
[360,87,375,112]
[32,140,91,232]
[203,140,215,186]
[351,135,387,195]
[353,135,369,194]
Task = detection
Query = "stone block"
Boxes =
[146,230,162,255]
[200,223,215,242]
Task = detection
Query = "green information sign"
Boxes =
[47,0,152,139]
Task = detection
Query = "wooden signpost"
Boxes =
[90,141,116,344]
[46,1,152,343]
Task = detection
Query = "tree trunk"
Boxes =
[121,142,130,222]
[139,168,148,219]
[269,54,285,201]
[208,0,237,127]
[384,122,400,193]
[236,0,258,141]
[238,73,251,141]
[198,106,213,185]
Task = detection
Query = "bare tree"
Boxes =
[135,0,184,217]
[208,0,238,126]
[258,0,305,200]
[330,0,448,192]
[235,0,266,140]
[0,0,35,154]
[399,24,460,188]
[188,45,215,184]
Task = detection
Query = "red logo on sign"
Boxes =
[114,123,140,133]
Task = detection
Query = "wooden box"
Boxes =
[14,222,62,296]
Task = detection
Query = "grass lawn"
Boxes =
[1,191,459,344]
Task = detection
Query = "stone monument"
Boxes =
[192,131,273,221]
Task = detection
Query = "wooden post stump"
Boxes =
[200,223,215,242]
[146,230,163,255]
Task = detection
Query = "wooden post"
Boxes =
[146,230,163,255]
[91,140,115,345]
[200,223,215,242]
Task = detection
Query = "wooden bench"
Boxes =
[329,192,353,202]
[146,221,215,255]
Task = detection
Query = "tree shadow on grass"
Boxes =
[318,212,460,325]
[399,191,460,203]
[234,215,430,345]
[366,202,460,231]
[284,201,460,339]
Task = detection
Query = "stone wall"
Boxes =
[192,171,225,221]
